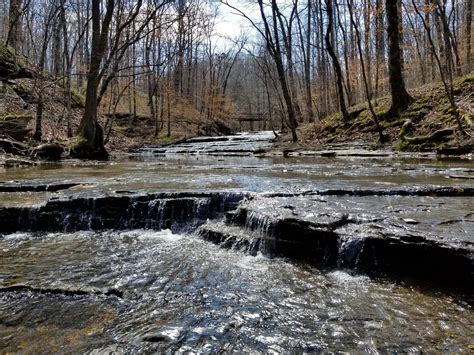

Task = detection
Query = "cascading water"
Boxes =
[1,132,473,352]
[0,229,472,353]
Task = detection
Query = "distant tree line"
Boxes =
[1,0,472,157]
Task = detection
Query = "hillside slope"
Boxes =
[275,73,473,155]
[0,44,232,158]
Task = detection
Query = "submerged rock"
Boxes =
[0,181,79,192]
[142,334,172,343]
[0,284,124,298]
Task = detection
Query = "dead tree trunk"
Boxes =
[465,0,472,72]
[7,0,23,50]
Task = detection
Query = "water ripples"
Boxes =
[1,230,472,353]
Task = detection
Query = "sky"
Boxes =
[212,0,296,49]
[213,1,260,48]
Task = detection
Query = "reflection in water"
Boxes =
[0,230,472,353]
[1,154,472,207]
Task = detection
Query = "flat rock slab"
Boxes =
[0,181,80,193]
[202,191,473,293]
[238,193,474,245]
[0,187,471,294]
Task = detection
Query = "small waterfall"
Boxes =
[2,189,472,293]
[198,220,265,256]
[0,192,246,234]
[223,208,278,256]
[336,235,366,268]
[202,206,341,262]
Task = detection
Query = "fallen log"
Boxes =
[0,138,30,155]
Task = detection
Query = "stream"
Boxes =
[0,131,473,353]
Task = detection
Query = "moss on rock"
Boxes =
[0,44,35,80]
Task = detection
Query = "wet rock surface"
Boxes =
[199,192,473,293]
[1,131,473,352]
[33,143,65,160]
[1,187,472,294]
[0,181,79,192]
[0,191,246,234]
[138,131,274,156]
[1,229,472,353]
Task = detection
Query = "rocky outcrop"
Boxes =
[0,188,471,294]
[0,191,246,234]
[199,120,234,136]
[0,44,35,80]
[0,114,33,140]
[139,131,273,156]
[0,181,79,192]
[0,137,30,155]
[199,192,473,294]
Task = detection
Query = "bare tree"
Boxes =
[411,0,469,136]
[220,0,299,142]
[6,0,25,49]
[348,0,385,142]
[386,0,412,116]
[71,0,114,159]
[325,0,349,125]
[464,0,471,72]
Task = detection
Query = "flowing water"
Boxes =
[1,230,472,353]
[0,132,473,352]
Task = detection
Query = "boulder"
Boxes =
[33,143,64,160]
[0,44,35,80]
[0,115,33,141]
[200,120,234,136]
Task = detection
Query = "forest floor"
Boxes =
[273,72,473,156]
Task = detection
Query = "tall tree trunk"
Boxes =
[433,3,447,75]
[411,0,468,136]
[146,36,156,135]
[335,0,354,106]
[33,3,58,141]
[61,0,73,137]
[363,0,372,97]
[325,0,349,125]
[405,4,426,83]
[386,0,411,116]
[71,0,114,160]
[424,0,436,80]
[7,0,23,50]
[465,0,472,72]
[374,0,385,95]
[305,0,314,122]
[52,18,62,77]
[348,0,385,142]
[255,0,298,141]
[434,0,460,76]
[397,0,405,72]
